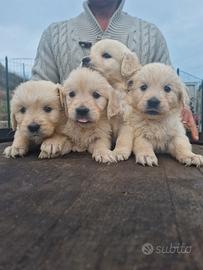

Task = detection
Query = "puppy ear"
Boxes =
[107,88,120,120]
[121,52,141,77]
[56,84,68,116]
[11,112,17,130]
[178,81,190,108]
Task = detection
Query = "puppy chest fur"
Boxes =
[132,113,186,153]
[62,116,112,151]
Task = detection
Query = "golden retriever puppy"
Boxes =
[127,63,203,166]
[82,39,141,161]
[3,81,68,158]
[59,67,119,163]
[82,38,140,91]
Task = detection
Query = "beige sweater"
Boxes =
[32,0,171,83]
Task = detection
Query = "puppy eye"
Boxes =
[43,106,52,113]
[20,107,26,113]
[102,52,112,59]
[69,91,76,98]
[127,80,134,87]
[164,85,172,93]
[140,84,148,91]
[93,91,101,99]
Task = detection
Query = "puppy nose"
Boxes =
[147,97,160,108]
[76,106,89,116]
[82,57,91,67]
[28,123,40,133]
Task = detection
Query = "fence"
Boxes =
[0,57,202,132]
[0,57,34,128]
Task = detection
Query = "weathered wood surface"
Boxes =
[0,142,203,270]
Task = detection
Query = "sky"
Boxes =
[0,0,203,79]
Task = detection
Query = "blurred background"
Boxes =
[0,0,202,133]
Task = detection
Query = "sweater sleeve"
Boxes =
[31,24,60,83]
[149,24,171,65]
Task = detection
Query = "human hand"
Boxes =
[181,107,199,141]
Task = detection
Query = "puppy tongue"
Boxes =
[78,118,89,123]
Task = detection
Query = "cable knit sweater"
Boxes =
[32,0,171,83]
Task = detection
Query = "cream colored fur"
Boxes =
[86,39,141,161]
[53,67,119,163]
[127,63,203,166]
[87,39,140,89]
[3,81,67,158]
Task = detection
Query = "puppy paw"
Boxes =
[39,137,72,159]
[113,148,131,161]
[61,140,72,156]
[178,154,203,167]
[39,144,61,159]
[136,153,158,167]
[39,139,62,159]
[93,149,117,163]
[3,145,27,158]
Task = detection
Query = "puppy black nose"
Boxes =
[28,123,40,133]
[82,57,91,67]
[147,97,160,108]
[76,106,89,116]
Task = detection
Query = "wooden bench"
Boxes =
[0,142,203,270]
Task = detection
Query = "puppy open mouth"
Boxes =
[28,132,41,138]
[145,110,160,115]
[76,117,92,125]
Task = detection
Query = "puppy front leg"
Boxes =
[113,125,133,161]
[3,130,29,158]
[90,137,116,163]
[39,134,72,159]
[169,135,203,166]
[133,136,158,166]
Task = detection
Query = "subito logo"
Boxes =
[142,243,154,255]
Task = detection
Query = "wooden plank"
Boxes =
[0,143,203,270]
[0,144,90,269]
[162,145,203,270]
